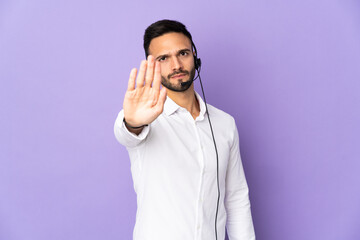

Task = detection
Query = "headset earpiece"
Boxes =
[194,57,201,70]
[192,41,201,71]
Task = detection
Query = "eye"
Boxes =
[180,51,188,56]
[158,56,167,62]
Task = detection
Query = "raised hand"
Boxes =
[123,55,167,130]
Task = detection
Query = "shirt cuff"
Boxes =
[122,117,150,139]
[114,109,150,148]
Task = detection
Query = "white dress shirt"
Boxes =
[114,92,255,240]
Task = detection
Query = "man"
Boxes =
[114,19,255,240]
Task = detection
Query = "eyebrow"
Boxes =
[155,48,191,61]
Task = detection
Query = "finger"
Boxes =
[145,55,154,87]
[127,68,137,91]
[155,87,167,112]
[136,60,147,88]
[152,61,161,91]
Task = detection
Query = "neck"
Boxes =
[166,84,200,119]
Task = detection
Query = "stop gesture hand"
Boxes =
[123,55,167,130]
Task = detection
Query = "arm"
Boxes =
[225,119,256,240]
[123,118,146,135]
[113,109,150,148]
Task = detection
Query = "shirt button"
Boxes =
[197,224,200,230]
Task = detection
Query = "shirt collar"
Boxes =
[163,91,207,121]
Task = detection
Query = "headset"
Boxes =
[182,41,220,240]
[180,41,201,88]
[193,43,202,71]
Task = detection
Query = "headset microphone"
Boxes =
[180,57,201,87]
[180,80,192,87]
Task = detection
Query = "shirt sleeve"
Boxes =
[225,119,256,240]
[113,109,150,148]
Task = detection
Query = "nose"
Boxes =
[170,56,183,71]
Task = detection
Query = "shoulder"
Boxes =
[205,103,238,142]
[204,103,239,149]
[206,103,236,127]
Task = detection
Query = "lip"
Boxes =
[171,73,187,79]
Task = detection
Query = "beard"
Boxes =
[161,67,196,92]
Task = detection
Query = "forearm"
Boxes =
[225,187,255,240]
[225,118,255,239]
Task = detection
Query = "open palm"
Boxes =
[123,56,167,128]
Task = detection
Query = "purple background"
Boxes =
[1,0,360,239]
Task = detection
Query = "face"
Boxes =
[148,32,196,92]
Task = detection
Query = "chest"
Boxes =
[143,113,232,179]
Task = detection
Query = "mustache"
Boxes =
[168,70,189,79]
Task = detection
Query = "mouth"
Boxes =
[171,73,187,79]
